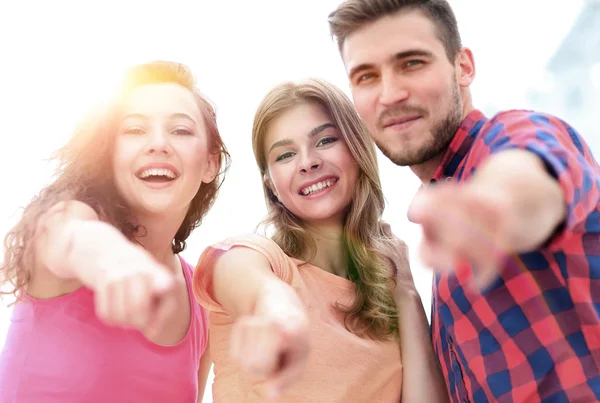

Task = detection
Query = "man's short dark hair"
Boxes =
[329,0,462,62]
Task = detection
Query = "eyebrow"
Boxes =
[121,112,197,125]
[348,49,434,79]
[309,123,336,138]
[268,139,293,154]
[268,123,337,154]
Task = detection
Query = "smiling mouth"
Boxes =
[299,178,338,196]
[136,168,179,183]
[384,116,422,129]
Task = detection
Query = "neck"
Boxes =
[461,89,475,120]
[304,220,348,278]
[133,211,186,272]
[410,154,444,184]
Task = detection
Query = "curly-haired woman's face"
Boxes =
[112,83,217,219]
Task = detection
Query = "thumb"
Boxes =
[263,351,296,400]
[264,329,308,400]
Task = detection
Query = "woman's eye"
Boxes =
[276,151,295,162]
[123,127,145,135]
[317,137,339,147]
[173,128,193,136]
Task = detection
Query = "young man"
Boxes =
[329,1,600,402]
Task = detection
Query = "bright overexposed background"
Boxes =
[1,1,597,401]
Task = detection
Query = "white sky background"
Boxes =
[0,1,586,401]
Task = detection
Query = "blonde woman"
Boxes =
[193,79,447,402]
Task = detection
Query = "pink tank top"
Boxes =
[0,257,207,403]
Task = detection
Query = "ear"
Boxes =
[455,47,476,88]
[263,173,279,199]
[201,152,219,184]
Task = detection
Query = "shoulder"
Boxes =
[472,109,586,152]
[178,255,194,275]
[195,233,296,283]
[213,232,281,250]
[482,109,577,136]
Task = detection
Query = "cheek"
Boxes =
[111,141,131,184]
[335,148,360,188]
[112,139,127,169]
[268,166,294,198]
[112,136,142,171]
[351,89,376,123]
[421,71,454,108]
[345,160,360,190]
[177,139,208,171]
[111,156,130,200]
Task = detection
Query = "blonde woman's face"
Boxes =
[263,103,359,226]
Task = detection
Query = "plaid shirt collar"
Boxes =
[431,109,488,182]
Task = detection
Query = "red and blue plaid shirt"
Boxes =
[430,109,600,402]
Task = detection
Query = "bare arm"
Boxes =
[32,199,170,289]
[381,225,448,403]
[396,290,449,403]
[409,150,568,288]
[30,199,176,335]
[211,246,300,319]
[33,200,100,283]
[29,200,113,297]
[469,150,565,253]
[408,108,600,288]
[207,245,310,398]
[196,338,212,403]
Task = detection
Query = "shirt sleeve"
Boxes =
[192,233,296,314]
[472,110,600,249]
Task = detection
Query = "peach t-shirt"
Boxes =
[193,233,402,403]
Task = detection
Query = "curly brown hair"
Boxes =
[1,61,230,302]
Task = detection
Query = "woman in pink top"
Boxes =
[193,79,448,402]
[0,61,229,403]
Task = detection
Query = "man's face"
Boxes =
[342,10,465,166]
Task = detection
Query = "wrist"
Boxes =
[471,150,566,251]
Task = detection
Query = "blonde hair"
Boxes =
[252,78,398,340]
[2,61,230,302]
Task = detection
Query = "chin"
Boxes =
[131,196,182,216]
[385,141,432,166]
[131,204,172,218]
[297,207,347,225]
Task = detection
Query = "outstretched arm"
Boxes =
[199,244,310,399]
[384,229,449,403]
[31,199,178,337]
[408,111,599,287]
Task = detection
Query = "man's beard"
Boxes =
[375,83,463,167]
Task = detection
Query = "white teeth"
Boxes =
[138,168,177,179]
[301,179,335,196]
